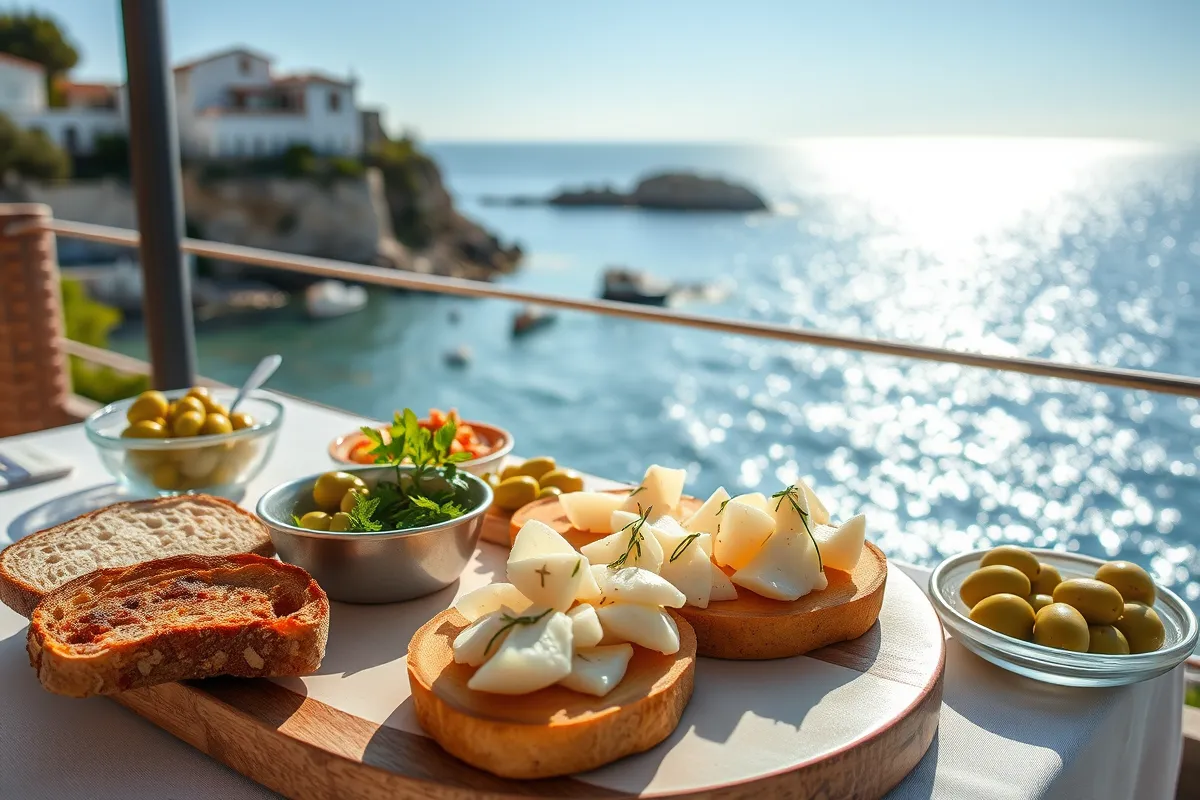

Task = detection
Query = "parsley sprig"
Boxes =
[344,408,473,532]
[771,486,823,572]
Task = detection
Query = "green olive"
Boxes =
[1094,561,1156,605]
[1113,602,1166,654]
[1088,625,1130,655]
[340,486,370,513]
[1030,563,1063,596]
[1052,578,1124,625]
[1027,593,1054,613]
[1033,603,1090,652]
[127,391,170,424]
[313,472,368,511]
[171,395,207,421]
[959,565,1031,608]
[493,475,539,511]
[200,413,233,436]
[123,419,168,438]
[171,410,206,437]
[537,485,562,500]
[298,511,332,531]
[230,411,255,431]
[481,472,502,489]
[186,386,211,401]
[511,456,556,481]
[207,461,240,486]
[207,401,230,418]
[979,545,1041,582]
[969,593,1035,640]
[539,468,584,494]
[151,461,182,490]
[329,512,353,532]
[498,464,524,482]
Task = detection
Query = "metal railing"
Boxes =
[24,217,1200,399]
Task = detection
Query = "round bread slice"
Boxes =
[407,608,696,779]
[677,542,888,659]
[0,495,274,617]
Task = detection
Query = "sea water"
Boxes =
[113,139,1200,611]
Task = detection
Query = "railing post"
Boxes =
[0,204,72,436]
[120,0,196,388]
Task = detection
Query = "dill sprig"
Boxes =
[771,486,822,572]
[670,532,704,562]
[627,485,646,499]
[485,608,552,655]
[608,505,651,568]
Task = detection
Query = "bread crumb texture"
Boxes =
[5,496,268,595]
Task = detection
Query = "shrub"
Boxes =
[60,278,149,403]
[16,127,69,179]
[281,143,317,178]
[73,132,129,179]
[328,155,364,179]
[0,112,70,180]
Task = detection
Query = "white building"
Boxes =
[0,52,125,154]
[0,46,365,159]
[173,47,361,158]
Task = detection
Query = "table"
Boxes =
[0,395,1184,800]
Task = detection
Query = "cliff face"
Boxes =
[21,161,520,284]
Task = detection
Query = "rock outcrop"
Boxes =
[535,171,768,212]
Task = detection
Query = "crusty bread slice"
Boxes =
[27,554,328,698]
[0,495,274,616]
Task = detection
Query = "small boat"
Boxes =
[600,267,672,306]
[444,346,472,368]
[512,305,557,337]
[305,281,367,319]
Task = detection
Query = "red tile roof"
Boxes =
[60,82,118,98]
[273,72,353,88]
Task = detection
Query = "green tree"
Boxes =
[0,12,79,107]
[0,112,70,180]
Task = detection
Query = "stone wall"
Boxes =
[22,170,408,274]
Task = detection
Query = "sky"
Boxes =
[16,0,1200,142]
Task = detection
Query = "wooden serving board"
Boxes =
[89,537,943,799]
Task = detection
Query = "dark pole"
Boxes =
[120,0,196,388]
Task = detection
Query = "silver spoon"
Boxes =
[230,354,283,413]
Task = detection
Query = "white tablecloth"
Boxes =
[0,395,1183,800]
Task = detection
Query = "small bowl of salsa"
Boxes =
[329,408,513,476]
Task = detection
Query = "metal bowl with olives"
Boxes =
[85,387,283,498]
[930,548,1198,686]
[256,465,493,603]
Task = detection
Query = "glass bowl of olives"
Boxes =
[84,387,284,498]
[930,547,1198,687]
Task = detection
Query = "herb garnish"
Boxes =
[608,505,652,568]
[344,408,473,532]
[485,608,552,655]
[571,559,581,577]
[628,485,646,499]
[771,486,823,572]
[669,532,704,562]
[346,492,384,533]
